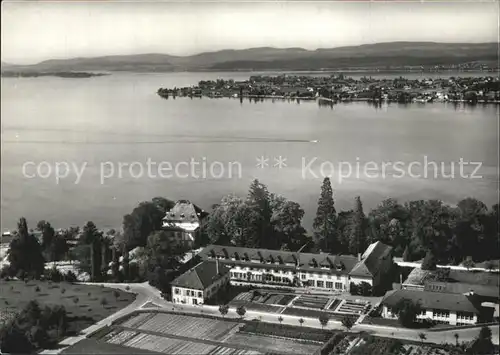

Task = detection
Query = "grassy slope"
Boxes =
[0,280,136,335]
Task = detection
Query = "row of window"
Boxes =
[174,288,202,298]
[433,310,450,318]
[300,273,342,280]
[314,280,344,289]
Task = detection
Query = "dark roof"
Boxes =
[171,260,230,290]
[381,289,483,314]
[199,245,359,275]
[163,200,201,224]
[424,281,499,299]
[349,241,392,278]
[403,268,432,287]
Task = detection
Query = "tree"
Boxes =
[37,220,55,260]
[402,246,411,262]
[113,290,120,301]
[236,305,246,319]
[298,318,305,327]
[348,196,367,254]
[462,258,475,270]
[319,313,329,329]
[278,316,284,325]
[454,333,459,346]
[421,250,437,271]
[473,326,494,354]
[418,332,426,344]
[0,323,34,354]
[270,195,307,251]
[341,316,355,331]
[8,218,45,278]
[247,179,273,249]
[122,200,167,249]
[392,298,421,327]
[219,304,229,318]
[100,297,108,308]
[313,178,337,252]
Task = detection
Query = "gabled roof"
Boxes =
[171,260,230,290]
[424,281,499,300]
[163,200,201,224]
[381,289,484,314]
[349,241,392,278]
[199,245,359,275]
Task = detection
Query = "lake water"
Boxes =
[1,72,498,232]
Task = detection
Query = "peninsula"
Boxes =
[0,71,108,78]
[157,74,500,104]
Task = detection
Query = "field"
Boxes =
[0,280,135,334]
[65,311,328,355]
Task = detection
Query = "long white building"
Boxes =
[197,241,393,293]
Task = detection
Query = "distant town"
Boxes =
[157,75,500,104]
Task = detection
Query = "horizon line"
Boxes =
[2,40,497,67]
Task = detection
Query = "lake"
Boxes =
[1,72,498,232]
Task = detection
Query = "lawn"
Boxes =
[0,280,136,335]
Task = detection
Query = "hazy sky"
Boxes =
[2,1,498,64]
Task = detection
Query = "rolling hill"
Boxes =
[2,42,498,73]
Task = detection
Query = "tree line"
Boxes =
[203,178,499,266]
[2,178,498,286]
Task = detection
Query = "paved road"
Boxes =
[41,281,499,354]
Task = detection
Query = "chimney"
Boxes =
[358,253,361,262]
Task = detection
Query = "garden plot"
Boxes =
[335,299,369,315]
[132,313,241,342]
[120,332,254,355]
[230,299,285,313]
[291,294,330,309]
[402,345,457,355]
[327,298,342,311]
[224,333,320,355]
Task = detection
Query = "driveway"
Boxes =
[41,282,499,353]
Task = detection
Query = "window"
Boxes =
[326,281,333,289]
[198,292,202,298]
[301,274,306,280]
[317,280,324,288]
[327,275,331,279]
[433,309,450,318]
[318,274,323,278]
[336,275,341,280]
[457,312,474,321]
[174,288,180,295]
[335,282,343,290]
[419,309,426,317]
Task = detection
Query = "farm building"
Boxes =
[171,260,230,305]
[198,241,393,293]
[380,288,491,326]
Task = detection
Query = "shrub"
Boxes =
[100,297,108,307]
[125,286,130,291]
[64,271,77,283]
[60,288,66,294]
[35,286,41,292]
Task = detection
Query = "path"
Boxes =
[41,281,499,354]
